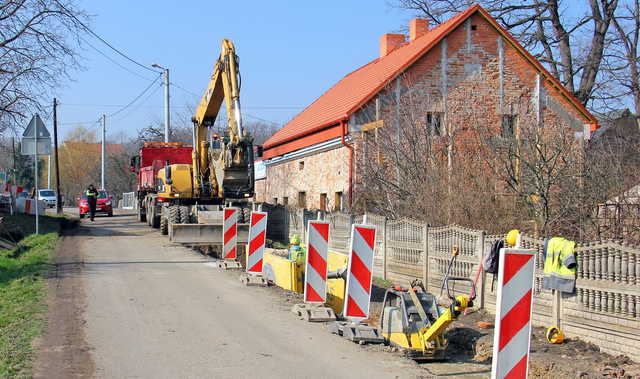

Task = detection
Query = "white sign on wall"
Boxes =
[254,160,266,180]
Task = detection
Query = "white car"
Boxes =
[38,189,57,208]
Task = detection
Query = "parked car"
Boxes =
[78,190,114,218]
[37,189,57,208]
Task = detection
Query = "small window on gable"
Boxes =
[426,112,444,136]
[299,161,305,170]
[501,115,517,138]
[273,197,278,204]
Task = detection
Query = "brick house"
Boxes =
[257,5,598,211]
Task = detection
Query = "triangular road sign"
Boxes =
[22,114,50,138]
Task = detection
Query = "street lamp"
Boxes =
[152,63,170,143]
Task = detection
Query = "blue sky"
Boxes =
[53,1,410,141]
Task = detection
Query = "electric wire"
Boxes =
[64,8,160,75]
[80,35,156,81]
[112,85,162,123]
[106,74,162,118]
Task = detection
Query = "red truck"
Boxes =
[129,142,192,226]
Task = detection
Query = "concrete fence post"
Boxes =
[382,216,388,280]
[422,224,429,291]
[477,231,486,310]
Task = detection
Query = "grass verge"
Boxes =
[0,214,67,378]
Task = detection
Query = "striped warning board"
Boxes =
[491,248,537,379]
[304,220,329,304]
[343,224,376,320]
[247,211,268,274]
[223,208,238,259]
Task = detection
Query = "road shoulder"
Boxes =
[33,228,94,379]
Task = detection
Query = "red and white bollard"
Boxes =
[217,207,242,269]
[240,211,269,286]
[291,220,336,322]
[491,248,537,379]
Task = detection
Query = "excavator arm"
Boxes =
[192,39,254,201]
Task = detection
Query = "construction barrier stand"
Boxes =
[247,211,268,274]
[343,224,376,320]
[491,248,537,379]
[304,220,329,304]
[223,207,238,259]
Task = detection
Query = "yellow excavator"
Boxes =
[141,39,256,238]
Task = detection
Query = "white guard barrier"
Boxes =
[121,192,137,210]
[16,198,46,215]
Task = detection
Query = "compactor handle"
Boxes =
[444,277,476,302]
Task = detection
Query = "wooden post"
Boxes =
[422,225,429,291]
[552,290,562,328]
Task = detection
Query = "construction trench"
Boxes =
[178,234,640,379]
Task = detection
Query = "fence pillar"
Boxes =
[477,231,486,310]
[382,216,388,280]
[422,225,429,292]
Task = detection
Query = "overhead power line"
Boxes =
[107,74,162,118]
[80,35,156,81]
[65,8,159,75]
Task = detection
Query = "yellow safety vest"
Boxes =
[542,237,577,293]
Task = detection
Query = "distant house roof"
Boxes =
[263,5,597,157]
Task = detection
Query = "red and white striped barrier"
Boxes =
[491,248,537,379]
[247,211,268,274]
[343,224,376,320]
[304,220,329,303]
[223,208,238,259]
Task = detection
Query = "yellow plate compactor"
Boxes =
[380,278,475,361]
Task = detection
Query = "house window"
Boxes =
[426,112,444,136]
[501,115,517,138]
[273,197,278,204]
[299,161,305,170]
[298,192,306,208]
[334,192,343,211]
[320,193,327,211]
[282,197,288,206]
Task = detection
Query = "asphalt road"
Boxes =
[69,211,429,379]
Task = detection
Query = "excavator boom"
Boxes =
[191,39,254,201]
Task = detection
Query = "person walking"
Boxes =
[86,184,99,221]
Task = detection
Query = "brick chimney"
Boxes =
[409,19,429,41]
[380,34,406,57]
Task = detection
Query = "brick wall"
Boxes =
[260,146,350,211]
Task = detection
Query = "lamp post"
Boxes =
[152,63,170,142]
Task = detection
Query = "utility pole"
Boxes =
[34,115,39,235]
[11,136,16,185]
[53,98,62,214]
[152,63,170,142]
[101,114,106,189]
[47,156,51,189]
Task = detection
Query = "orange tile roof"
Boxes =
[263,6,478,150]
[263,4,596,152]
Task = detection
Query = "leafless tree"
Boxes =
[392,0,622,107]
[599,0,640,113]
[0,0,88,133]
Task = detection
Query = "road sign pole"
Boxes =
[34,114,39,235]
[101,114,105,189]
[53,98,62,214]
